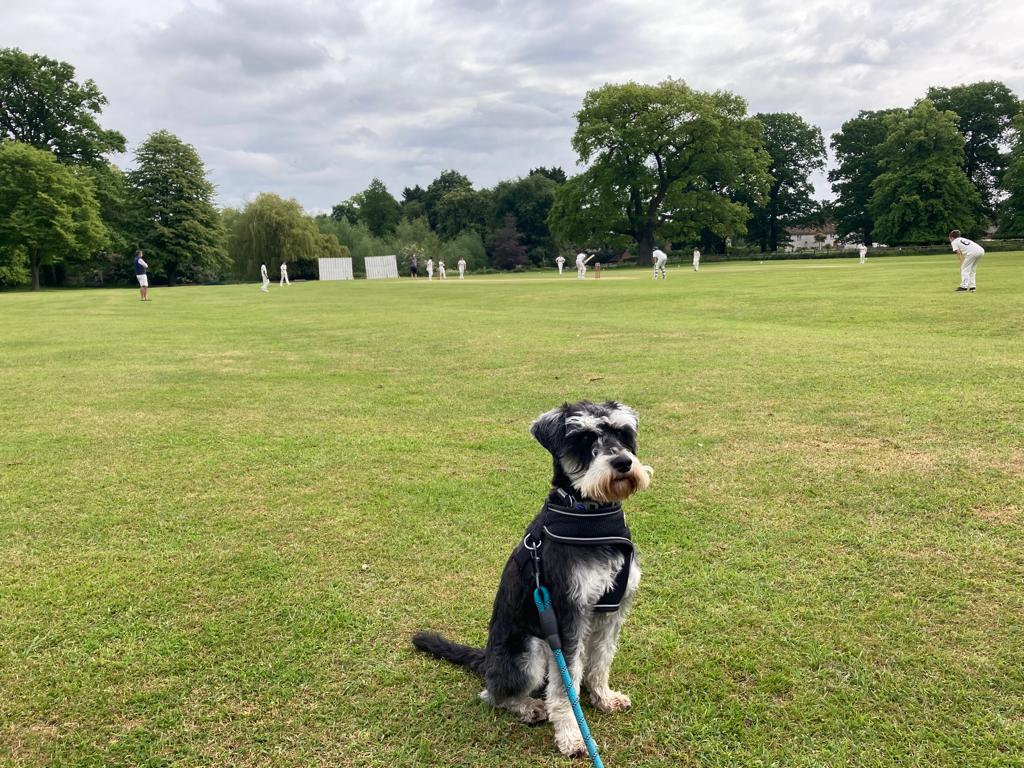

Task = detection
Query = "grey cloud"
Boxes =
[145,0,364,78]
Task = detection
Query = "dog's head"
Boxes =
[531,400,652,503]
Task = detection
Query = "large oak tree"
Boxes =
[548,79,770,261]
[829,108,905,246]
[870,100,982,245]
[743,112,825,252]
[927,81,1021,215]
[0,48,125,165]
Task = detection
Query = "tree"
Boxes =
[442,229,487,271]
[997,114,1024,237]
[0,48,125,164]
[330,199,360,224]
[869,100,982,245]
[400,185,427,221]
[72,162,135,285]
[356,178,401,237]
[492,174,558,265]
[529,166,567,184]
[0,141,105,289]
[548,79,770,261]
[926,81,1021,214]
[388,216,442,265]
[743,113,825,252]
[126,130,227,285]
[491,214,527,270]
[829,108,905,245]
[315,215,386,276]
[423,170,472,230]
[434,186,493,240]
[227,192,342,280]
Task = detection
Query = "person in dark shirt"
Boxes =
[133,250,149,301]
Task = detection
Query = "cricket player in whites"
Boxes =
[260,263,270,292]
[652,246,668,279]
[575,251,594,279]
[692,248,701,271]
[858,243,867,264]
[556,254,566,274]
[950,229,984,292]
[457,257,466,279]
[280,261,290,285]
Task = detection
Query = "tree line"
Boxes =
[3,47,1023,289]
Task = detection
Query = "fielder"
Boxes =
[556,255,566,275]
[858,244,867,264]
[260,263,270,292]
[692,248,701,272]
[950,229,984,292]
[652,247,668,279]
[426,258,434,281]
[280,261,290,286]
[438,259,447,280]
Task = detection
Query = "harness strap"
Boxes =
[514,490,634,613]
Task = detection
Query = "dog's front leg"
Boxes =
[583,612,632,713]
[545,640,589,757]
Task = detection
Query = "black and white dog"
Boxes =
[413,400,652,757]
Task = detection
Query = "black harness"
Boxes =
[514,488,634,613]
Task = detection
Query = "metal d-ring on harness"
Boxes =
[524,533,605,768]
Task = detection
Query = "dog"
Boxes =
[412,400,652,757]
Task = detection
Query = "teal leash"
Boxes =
[527,535,605,767]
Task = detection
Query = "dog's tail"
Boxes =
[411,631,486,675]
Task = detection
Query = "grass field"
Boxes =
[2,255,1023,768]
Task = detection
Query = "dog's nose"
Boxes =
[610,455,633,473]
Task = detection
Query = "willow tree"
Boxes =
[548,79,770,260]
[227,192,347,280]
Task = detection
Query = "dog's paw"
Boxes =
[592,690,631,713]
[519,697,547,724]
[555,730,589,758]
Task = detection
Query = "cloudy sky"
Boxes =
[4,0,1023,211]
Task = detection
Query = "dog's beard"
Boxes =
[574,453,652,503]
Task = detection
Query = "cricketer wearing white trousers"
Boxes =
[280,262,290,285]
[951,233,984,291]
[438,260,447,280]
[556,256,566,274]
[692,249,701,271]
[576,252,587,279]
[858,245,867,264]
[651,248,668,279]
[458,259,466,279]
[427,259,434,280]
[260,264,270,292]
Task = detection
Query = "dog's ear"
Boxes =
[531,404,567,454]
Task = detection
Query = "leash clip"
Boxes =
[523,533,543,591]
